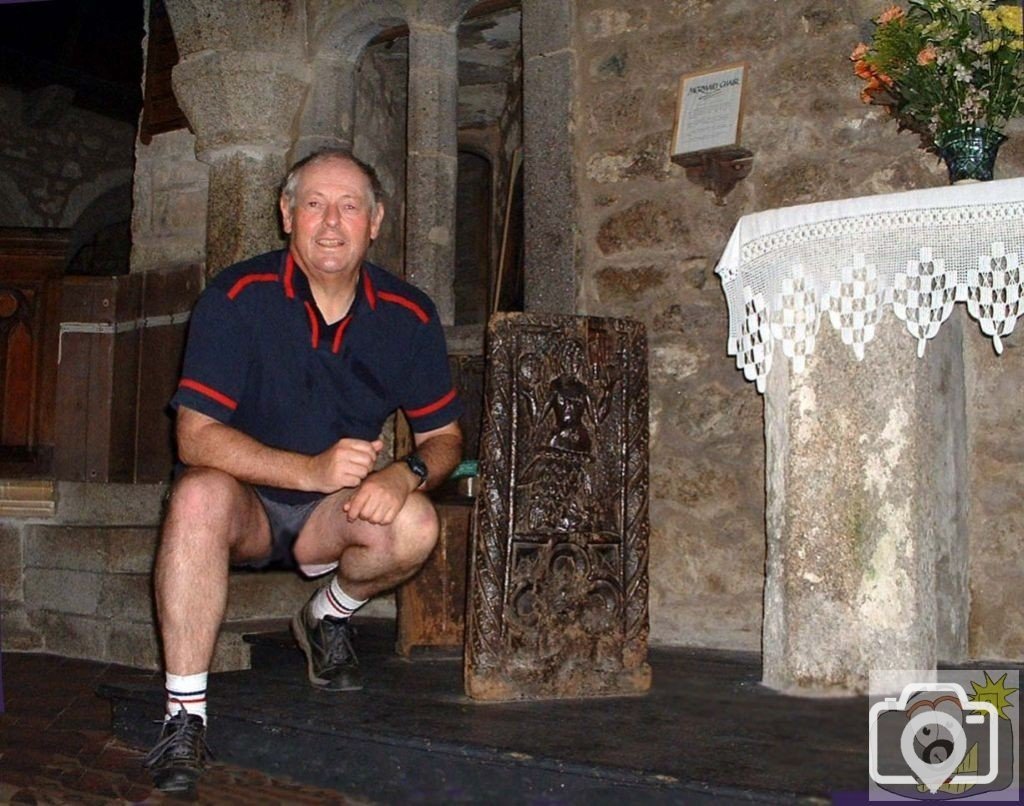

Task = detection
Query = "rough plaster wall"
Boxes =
[0,85,134,231]
[572,0,1024,653]
[354,44,408,278]
[130,129,209,272]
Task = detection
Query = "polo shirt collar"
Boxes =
[280,251,377,316]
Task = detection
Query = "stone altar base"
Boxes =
[762,314,968,695]
[465,313,651,701]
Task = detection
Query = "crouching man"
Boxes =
[144,148,463,798]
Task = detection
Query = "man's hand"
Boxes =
[341,421,462,525]
[306,438,384,494]
[342,463,418,525]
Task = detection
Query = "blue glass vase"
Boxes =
[935,126,1007,183]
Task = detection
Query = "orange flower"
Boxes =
[859,75,891,104]
[854,58,875,79]
[878,5,905,24]
[916,45,937,65]
[851,42,869,61]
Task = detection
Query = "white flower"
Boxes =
[964,36,984,53]
[947,0,986,13]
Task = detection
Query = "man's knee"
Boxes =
[391,492,440,568]
[167,468,246,519]
[161,468,255,556]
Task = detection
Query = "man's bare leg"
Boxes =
[147,467,272,796]
[294,488,439,597]
[289,489,439,688]
[154,467,272,676]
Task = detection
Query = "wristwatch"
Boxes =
[403,454,428,489]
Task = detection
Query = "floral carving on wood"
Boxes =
[465,313,651,701]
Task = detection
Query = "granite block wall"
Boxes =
[130,129,210,273]
[572,0,1024,655]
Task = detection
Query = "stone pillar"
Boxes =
[405,19,458,324]
[165,1,309,275]
[292,54,359,161]
[762,314,968,695]
[521,0,577,313]
[199,146,291,275]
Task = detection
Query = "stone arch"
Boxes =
[454,147,493,325]
[307,1,506,324]
[59,169,133,231]
[295,0,409,160]
[311,0,407,54]
[65,182,134,275]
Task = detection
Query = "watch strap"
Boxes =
[403,453,428,488]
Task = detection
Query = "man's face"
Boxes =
[280,157,384,281]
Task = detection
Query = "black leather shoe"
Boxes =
[143,708,211,800]
[291,595,363,691]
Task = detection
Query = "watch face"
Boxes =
[405,454,428,482]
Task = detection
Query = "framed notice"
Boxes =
[672,63,748,156]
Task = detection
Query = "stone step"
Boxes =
[24,524,325,620]
[21,523,325,671]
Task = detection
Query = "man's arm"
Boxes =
[342,421,463,525]
[410,421,464,490]
[177,406,382,494]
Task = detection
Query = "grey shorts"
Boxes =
[235,491,337,577]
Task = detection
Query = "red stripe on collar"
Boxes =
[363,266,377,310]
[284,253,296,299]
[331,315,353,354]
[227,273,278,300]
[303,301,319,348]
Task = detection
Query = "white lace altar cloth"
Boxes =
[715,178,1024,393]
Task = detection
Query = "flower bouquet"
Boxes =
[852,0,1023,181]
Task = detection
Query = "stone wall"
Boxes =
[572,0,1024,655]
[130,129,209,272]
[0,85,135,241]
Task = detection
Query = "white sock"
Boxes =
[165,671,208,724]
[309,577,367,621]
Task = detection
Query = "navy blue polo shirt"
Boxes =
[171,249,463,504]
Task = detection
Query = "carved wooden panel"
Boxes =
[465,313,651,700]
[0,228,67,476]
